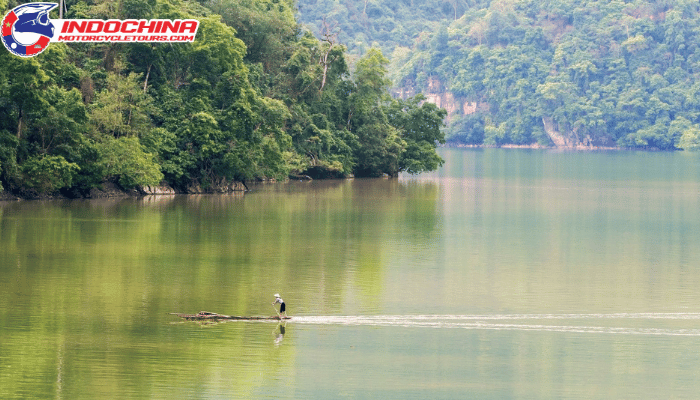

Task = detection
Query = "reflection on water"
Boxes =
[2,148,700,399]
[274,322,286,346]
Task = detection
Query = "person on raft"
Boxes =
[272,294,287,318]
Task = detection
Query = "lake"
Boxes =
[2,147,700,399]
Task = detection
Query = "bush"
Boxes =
[21,155,80,194]
[97,136,164,189]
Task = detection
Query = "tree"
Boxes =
[349,48,407,177]
[20,155,80,195]
[96,136,164,189]
[206,0,297,71]
[28,86,88,157]
[354,122,405,177]
[1,55,50,141]
[0,130,18,192]
[90,71,152,137]
[674,117,700,151]
[387,94,447,174]
[319,19,341,91]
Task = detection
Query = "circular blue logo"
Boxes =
[2,3,57,57]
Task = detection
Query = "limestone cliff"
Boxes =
[398,77,488,124]
[542,116,617,149]
[400,77,615,149]
[541,116,570,148]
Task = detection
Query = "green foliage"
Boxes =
[90,71,152,137]
[316,0,700,149]
[0,130,18,192]
[353,48,392,100]
[354,122,405,177]
[447,114,485,144]
[28,86,88,155]
[296,0,484,59]
[96,136,164,189]
[204,0,297,69]
[0,0,447,196]
[350,49,405,177]
[674,117,700,151]
[388,95,447,174]
[347,50,446,177]
[21,155,80,194]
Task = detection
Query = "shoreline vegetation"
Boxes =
[0,0,446,201]
[0,140,671,201]
[0,143,619,202]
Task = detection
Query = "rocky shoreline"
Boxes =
[0,178,250,201]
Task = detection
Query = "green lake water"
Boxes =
[2,147,700,399]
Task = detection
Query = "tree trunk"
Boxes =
[319,19,337,92]
[320,56,328,91]
[16,109,23,139]
[143,63,152,93]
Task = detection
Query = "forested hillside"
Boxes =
[297,0,700,150]
[296,0,484,59]
[0,0,445,197]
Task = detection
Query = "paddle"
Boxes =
[272,304,281,319]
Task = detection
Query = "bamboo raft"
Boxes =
[171,311,291,321]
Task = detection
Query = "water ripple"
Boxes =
[290,314,700,336]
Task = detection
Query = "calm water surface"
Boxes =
[2,148,700,399]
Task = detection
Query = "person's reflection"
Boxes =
[274,321,286,346]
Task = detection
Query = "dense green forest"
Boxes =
[297,0,700,149]
[296,0,480,59]
[0,0,445,197]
